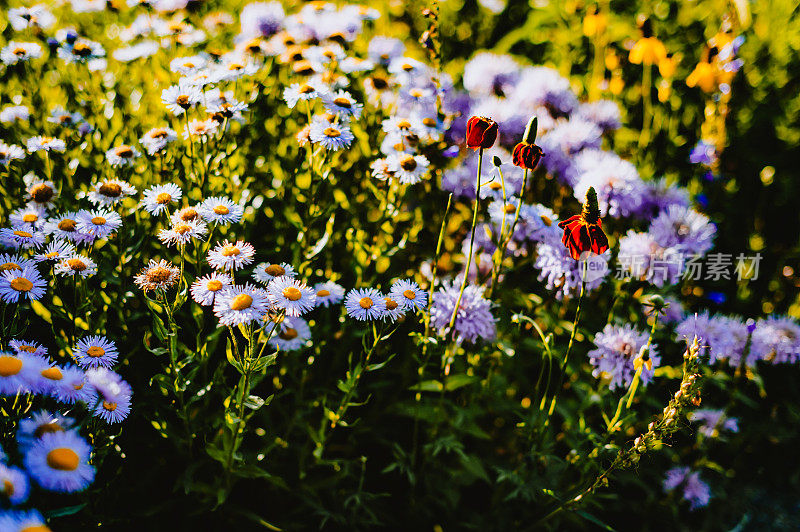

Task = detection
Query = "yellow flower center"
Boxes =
[22,213,38,223]
[180,208,199,221]
[0,262,20,272]
[400,156,417,171]
[147,267,173,284]
[422,117,437,127]
[279,328,298,340]
[102,401,117,411]
[323,127,341,138]
[13,230,32,238]
[46,448,80,471]
[58,219,76,231]
[206,280,223,291]
[115,146,134,158]
[156,192,172,204]
[213,205,230,215]
[34,422,63,438]
[87,346,105,358]
[265,264,285,276]
[0,356,22,377]
[91,216,106,225]
[176,95,190,106]
[299,84,315,94]
[359,297,373,309]
[31,184,54,202]
[230,293,253,310]
[385,298,398,310]
[221,245,240,257]
[67,258,87,271]
[41,367,63,380]
[99,182,122,197]
[10,277,33,292]
[3,479,14,496]
[333,97,351,108]
[403,289,416,300]
[283,287,302,301]
[396,120,412,129]
[174,224,191,235]
[316,289,330,297]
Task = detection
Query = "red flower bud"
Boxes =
[465,116,498,150]
[557,187,609,260]
[512,142,544,170]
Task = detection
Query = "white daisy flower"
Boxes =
[161,82,202,116]
[34,241,76,263]
[1,42,42,66]
[0,142,25,166]
[158,219,208,247]
[267,317,311,351]
[313,281,345,307]
[76,210,122,239]
[26,136,66,153]
[282,79,330,109]
[253,262,296,284]
[266,276,316,317]
[105,144,141,167]
[386,153,430,185]
[198,197,243,225]
[88,179,137,206]
[207,240,255,271]
[0,226,46,250]
[54,255,98,278]
[190,272,232,306]
[10,205,47,228]
[26,179,58,208]
[141,184,182,216]
[183,118,218,140]
[140,127,178,155]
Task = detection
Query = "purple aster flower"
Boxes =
[588,324,660,391]
[689,140,717,166]
[430,278,496,343]
[617,230,683,288]
[23,431,95,492]
[688,408,739,438]
[750,316,800,364]
[675,313,751,367]
[636,178,691,220]
[462,52,520,97]
[240,1,285,38]
[534,243,610,299]
[510,67,578,116]
[538,119,602,185]
[573,151,646,218]
[344,288,387,321]
[575,100,621,131]
[648,205,716,256]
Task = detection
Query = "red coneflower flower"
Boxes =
[465,116,498,150]
[557,187,609,260]
[512,116,544,170]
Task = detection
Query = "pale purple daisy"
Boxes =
[389,279,427,311]
[0,266,46,303]
[313,281,345,307]
[213,284,271,326]
[267,276,316,317]
[141,184,182,216]
[198,197,243,225]
[267,317,311,351]
[73,336,119,369]
[76,209,122,239]
[344,288,387,321]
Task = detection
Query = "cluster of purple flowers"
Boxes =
[663,466,711,510]
[587,324,660,391]
[429,278,496,344]
[676,313,800,367]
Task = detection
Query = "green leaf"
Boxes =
[445,374,479,391]
[243,395,265,410]
[409,380,444,392]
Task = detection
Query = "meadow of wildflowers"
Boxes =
[1,0,800,529]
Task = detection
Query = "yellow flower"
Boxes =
[686,61,716,93]
[658,54,677,78]
[583,10,607,37]
[629,37,667,65]
[657,79,672,103]
[609,75,625,95]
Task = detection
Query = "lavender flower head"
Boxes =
[575,100,621,132]
[509,67,578,116]
[538,119,602,185]
[588,323,660,391]
[648,205,716,256]
[617,230,683,288]
[750,316,800,364]
[688,408,739,438]
[462,52,520,98]
[664,467,711,511]
[534,244,610,299]
[430,278,496,344]
[676,313,751,367]
[573,151,647,218]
